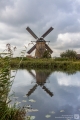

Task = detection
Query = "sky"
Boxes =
[0,0,80,57]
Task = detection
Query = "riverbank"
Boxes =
[7,58,80,70]
[0,57,80,70]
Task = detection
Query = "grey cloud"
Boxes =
[0,0,77,27]
[0,0,80,55]
[0,0,43,26]
[54,0,74,12]
[0,0,14,10]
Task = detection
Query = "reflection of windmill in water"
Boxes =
[26,27,54,58]
[26,70,53,97]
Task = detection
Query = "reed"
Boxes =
[0,46,26,120]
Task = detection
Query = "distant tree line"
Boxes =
[60,50,77,59]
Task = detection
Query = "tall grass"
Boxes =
[0,44,26,120]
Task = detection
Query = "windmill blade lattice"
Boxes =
[26,27,38,39]
[28,70,36,79]
[41,27,54,38]
[45,44,53,54]
[42,86,53,97]
[26,84,38,97]
[27,44,36,54]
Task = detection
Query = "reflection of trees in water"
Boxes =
[56,69,77,75]
[64,70,77,75]
[51,68,77,75]
[26,70,53,97]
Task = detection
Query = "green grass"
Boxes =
[1,106,26,120]
[0,57,26,120]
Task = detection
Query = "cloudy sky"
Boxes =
[0,0,80,57]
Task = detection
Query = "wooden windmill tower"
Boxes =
[26,27,54,58]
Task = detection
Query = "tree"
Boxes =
[60,50,77,59]
[42,50,51,58]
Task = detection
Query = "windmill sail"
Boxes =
[41,27,54,38]
[26,27,38,39]
[26,84,38,97]
[26,26,54,57]
[45,44,53,54]
[27,44,36,54]
[28,71,35,78]
[42,86,53,97]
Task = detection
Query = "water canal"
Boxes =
[10,69,80,120]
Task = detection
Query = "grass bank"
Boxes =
[5,58,80,71]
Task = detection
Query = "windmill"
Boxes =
[26,70,53,97]
[26,27,54,58]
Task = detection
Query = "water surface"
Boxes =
[10,69,80,120]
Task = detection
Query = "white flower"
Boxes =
[15,101,21,105]
[25,109,38,112]
[25,116,36,120]
[30,116,36,119]
[50,111,55,114]
[23,95,27,98]
[22,100,27,102]
[45,115,51,118]
[29,99,36,102]
[60,110,65,112]
[26,105,31,108]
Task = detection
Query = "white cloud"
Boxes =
[56,72,80,86]
[54,32,80,50]
[11,69,33,88]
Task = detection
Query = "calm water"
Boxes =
[10,69,80,120]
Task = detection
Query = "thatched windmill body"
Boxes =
[26,27,54,58]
